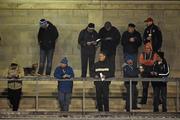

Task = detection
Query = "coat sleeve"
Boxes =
[78,30,86,46]
[54,68,62,79]
[136,32,142,47]
[121,32,128,46]
[52,25,59,41]
[114,28,121,46]
[156,27,162,50]
[69,67,75,78]
[38,28,42,45]
[143,28,148,44]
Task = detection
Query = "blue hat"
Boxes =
[125,54,135,62]
[60,57,68,65]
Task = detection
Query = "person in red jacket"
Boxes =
[139,42,158,104]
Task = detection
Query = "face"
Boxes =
[145,46,151,53]
[104,23,112,31]
[127,60,133,65]
[98,53,106,62]
[128,27,135,33]
[87,27,94,33]
[60,63,67,68]
[146,21,153,26]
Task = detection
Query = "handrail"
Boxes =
[0,76,179,113]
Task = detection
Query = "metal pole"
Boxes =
[129,79,132,112]
[35,77,39,111]
[176,79,179,112]
[82,78,86,116]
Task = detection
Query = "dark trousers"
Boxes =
[38,48,54,75]
[152,82,167,112]
[95,81,110,112]
[141,81,149,104]
[81,49,95,77]
[107,55,115,76]
[124,82,138,111]
[58,91,72,111]
[8,88,22,111]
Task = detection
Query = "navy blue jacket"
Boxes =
[54,66,74,93]
[123,63,139,78]
[143,24,162,52]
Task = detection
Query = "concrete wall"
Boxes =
[0,0,180,76]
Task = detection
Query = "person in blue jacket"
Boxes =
[122,55,140,112]
[54,57,74,111]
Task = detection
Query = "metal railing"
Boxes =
[0,76,179,113]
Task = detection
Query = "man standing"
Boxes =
[143,17,162,52]
[78,23,98,78]
[121,23,142,66]
[99,21,121,76]
[93,52,113,112]
[54,57,74,111]
[139,42,158,104]
[151,52,169,112]
[37,19,59,75]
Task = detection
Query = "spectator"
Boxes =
[78,23,98,78]
[121,23,142,66]
[7,63,23,111]
[151,52,169,112]
[139,42,158,104]
[93,52,113,112]
[37,19,59,75]
[143,17,162,52]
[54,57,74,111]
[123,55,140,112]
[99,21,121,76]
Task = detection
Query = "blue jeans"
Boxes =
[58,91,72,111]
[38,48,54,75]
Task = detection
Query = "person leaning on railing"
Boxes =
[92,52,114,112]
[7,63,23,111]
[122,55,140,112]
[151,52,169,112]
[139,42,158,104]
[54,57,74,112]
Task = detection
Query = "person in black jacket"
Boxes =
[99,21,121,76]
[151,52,169,112]
[78,23,98,78]
[93,52,114,112]
[121,23,142,66]
[143,17,162,52]
[37,19,59,75]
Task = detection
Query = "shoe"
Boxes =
[138,101,146,104]
[153,109,159,112]
[132,107,141,110]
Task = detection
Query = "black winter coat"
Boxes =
[143,24,162,52]
[99,26,121,56]
[121,30,142,54]
[38,21,59,50]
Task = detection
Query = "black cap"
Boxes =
[128,23,136,28]
[88,23,95,29]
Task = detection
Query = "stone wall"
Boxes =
[0,0,180,76]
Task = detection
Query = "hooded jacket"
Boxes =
[54,66,74,93]
[99,26,121,56]
[38,21,59,50]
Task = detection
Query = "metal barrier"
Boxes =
[0,76,179,113]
